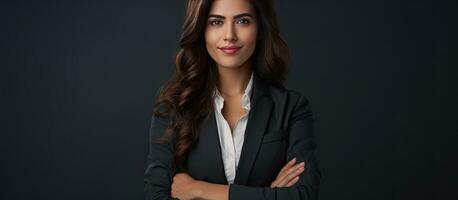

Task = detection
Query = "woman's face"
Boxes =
[205,0,258,69]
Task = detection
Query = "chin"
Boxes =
[217,63,244,68]
[215,58,249,69]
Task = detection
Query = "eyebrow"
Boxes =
[208,13,254,19]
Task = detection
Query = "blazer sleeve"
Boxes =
[144,114,176,200]
[228,94,322,200]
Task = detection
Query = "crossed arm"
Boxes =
[144,95,321,200]
[170,157,305,200]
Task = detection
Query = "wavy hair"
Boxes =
[153,0,289,172]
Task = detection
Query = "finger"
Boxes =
[270,180,276,188]
[286,176,300,187]
[277,158,297,178]
[285,163,305,181]
[270,177,281,188]
[275,164,300,187]
[280,158,297,173]
[270,182,276,188]
[276,162,305,186]
[272,159,306,188]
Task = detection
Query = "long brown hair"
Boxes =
[153,0,289,172]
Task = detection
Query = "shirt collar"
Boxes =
[214,72,254,113]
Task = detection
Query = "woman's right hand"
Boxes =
[270,158,306,188]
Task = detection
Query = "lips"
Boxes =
[218,46,242,55]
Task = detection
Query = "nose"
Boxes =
[224,23,237,42]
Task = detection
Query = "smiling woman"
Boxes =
[144,0,321,199]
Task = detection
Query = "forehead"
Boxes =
[208,0,255,16]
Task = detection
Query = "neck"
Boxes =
[216,62,252,97]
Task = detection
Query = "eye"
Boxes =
[209,20,223,26]
[236,18,250,24]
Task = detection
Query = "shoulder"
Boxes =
[269,85,312,111]
[266,84,314,126]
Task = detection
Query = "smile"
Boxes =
[218,46,242,55]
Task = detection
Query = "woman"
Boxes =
[144,0,321,199]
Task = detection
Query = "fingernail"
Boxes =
[291,157,296,162]
[300,162,305,166]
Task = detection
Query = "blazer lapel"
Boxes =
[233,72,272,185]
[196,112,228,183]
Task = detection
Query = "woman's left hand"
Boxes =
[171,173,201,200]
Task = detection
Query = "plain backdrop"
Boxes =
[2,0,457,199]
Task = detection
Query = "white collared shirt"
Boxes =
[213,72,254,184]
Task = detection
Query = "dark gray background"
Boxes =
[2,0,457,199]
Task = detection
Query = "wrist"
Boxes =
[192,180,204,199]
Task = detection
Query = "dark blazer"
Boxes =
[144,72,321,200]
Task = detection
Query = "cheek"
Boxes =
[205,30,219,54]
[241,29,258,52]
[205,30,218,46]
[240,27,258,46]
